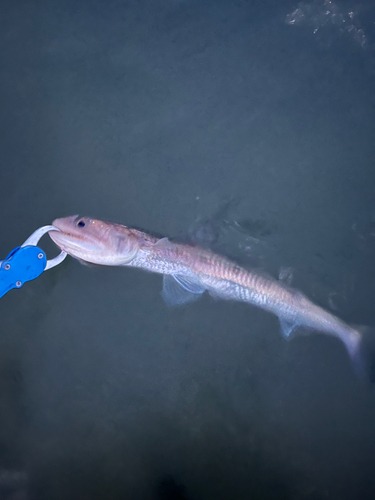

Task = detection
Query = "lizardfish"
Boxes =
[49,215,374,377]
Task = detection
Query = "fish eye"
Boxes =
[77,220,86,228]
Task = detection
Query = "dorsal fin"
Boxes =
[154,237,175,249]
[278,266,293,285]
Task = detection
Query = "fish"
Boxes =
[49,215,375,379]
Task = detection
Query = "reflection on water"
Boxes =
[286,0,367,47]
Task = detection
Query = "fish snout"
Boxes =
[52,215,79,232]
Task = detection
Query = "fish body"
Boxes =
[49,215,364,365]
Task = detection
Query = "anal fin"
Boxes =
[279,318,297,339]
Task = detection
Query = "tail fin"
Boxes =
[346,326,375,383]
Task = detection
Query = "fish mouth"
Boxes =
[48,229,85,254]
[48,215,94,253]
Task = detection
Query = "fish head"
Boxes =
[49,215,140,265]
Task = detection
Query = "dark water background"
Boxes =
[1,0,375,498]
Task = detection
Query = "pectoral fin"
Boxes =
[162,274,206,307]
